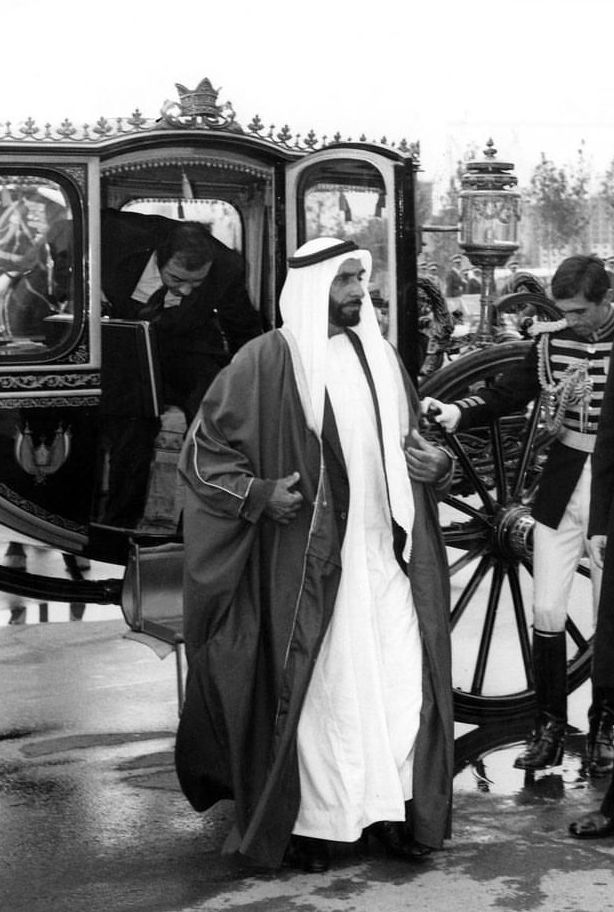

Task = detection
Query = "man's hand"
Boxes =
[420,396,461,433]
[264,471,303,524]
[405,429,452,483]
[590,534,608,569]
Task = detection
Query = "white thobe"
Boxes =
[293,334,422,842]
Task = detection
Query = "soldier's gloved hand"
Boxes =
[420,397,461,433]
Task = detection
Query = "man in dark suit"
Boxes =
[462,267,482,295]
[569,352,614,838]
[99,209,262,527]
[101,208,262,422]
[444,254,466,299]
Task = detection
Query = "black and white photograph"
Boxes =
[1,1,614,909]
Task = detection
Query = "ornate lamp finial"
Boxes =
[458,138,522,344]
[484,138,497,160]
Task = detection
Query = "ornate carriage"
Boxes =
[0,77,592,722]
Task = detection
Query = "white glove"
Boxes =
[420,396,461,432]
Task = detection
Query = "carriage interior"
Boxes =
[98,154,395,537]
[96,151,277,536]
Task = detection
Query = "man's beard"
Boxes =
[329,299,362,327]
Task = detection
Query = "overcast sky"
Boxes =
[2,0,613,194]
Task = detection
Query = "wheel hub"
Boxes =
[495,504,534,561]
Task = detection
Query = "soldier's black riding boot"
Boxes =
[586,686,614,777]
[514,630,567,770]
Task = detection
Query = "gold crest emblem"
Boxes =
[14,423,71,483]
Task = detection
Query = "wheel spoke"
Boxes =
[446,433,496,514]
[566,614,590,653]
[450,554,491,629]
[507,563,533,689]
[489,418,507,504]
[471,561,504,695]
[441,499,491,551]
[444,495,488,522]
[449,546,486,577]
[443,523,489,550]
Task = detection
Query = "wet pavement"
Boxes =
[2,583,614,910]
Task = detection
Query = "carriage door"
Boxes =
[0,157,100,550]
[285,148,419,377]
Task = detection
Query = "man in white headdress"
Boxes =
[175,237,454,872]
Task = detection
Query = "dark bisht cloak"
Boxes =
[175,329,453,868]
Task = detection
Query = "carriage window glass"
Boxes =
[0,176,77,359]
[122,198,243,252]
[298,160,389,326]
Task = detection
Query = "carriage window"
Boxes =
[0,175,79,359]
[298,160,389,329]
[122,198,243,252]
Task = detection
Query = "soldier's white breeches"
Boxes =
[533,460,601,633]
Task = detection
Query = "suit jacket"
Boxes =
[101,208,262,360]
[445,267,465,298]
[588,358,614,690]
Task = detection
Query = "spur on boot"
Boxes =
[513,717,565,770]
[284,835,330,873]
[364,821,431,862]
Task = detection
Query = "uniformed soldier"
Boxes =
[422,255,614,774]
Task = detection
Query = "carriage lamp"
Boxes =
[458,139,521,344]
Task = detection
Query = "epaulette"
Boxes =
[527,318,568,337]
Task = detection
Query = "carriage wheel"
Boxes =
[420,341,593,724]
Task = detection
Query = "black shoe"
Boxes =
[586,716,614,778]
[365,821,431,862]
[513,719,565,770]
[284,836,330,873]
[569,811,614,839]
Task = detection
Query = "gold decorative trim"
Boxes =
[15,423,72,483]
[67,344,91,364]
[101,154,272,181]
[0,395,99,409]
[0,372,100,390]
[0,77,420,164]
[0,482,86,532]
